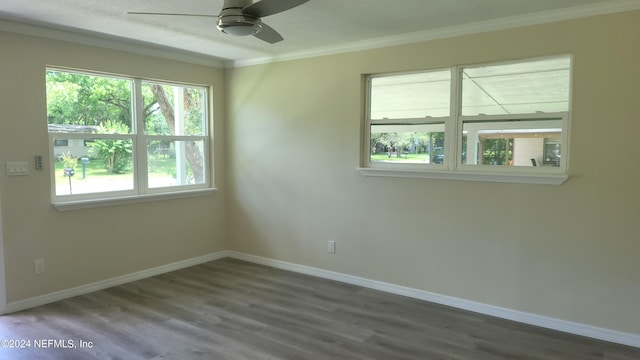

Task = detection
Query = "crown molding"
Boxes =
[0,19,226,68]
[3,0,640,69]
[230,0,640,68]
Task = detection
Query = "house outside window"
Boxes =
[362,56,571,184]
[46,69,212,204]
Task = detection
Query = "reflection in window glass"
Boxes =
[370,123,445,164]
[370,70,451,119]
[461,58,570,116]
[461,118,562,167]
[147,140,206,188]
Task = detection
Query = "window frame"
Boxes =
[365,67,452,171]
[47,67,214,209]
[360,56,571,185]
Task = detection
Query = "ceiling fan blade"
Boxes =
[244,0,310,18]
[252,23,284,44]
[127,11,215,18]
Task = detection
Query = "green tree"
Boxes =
[371,131,444,159]
[89,121,133,174]
[46,71,132,127]
[481,138,513,165]
[147,84,205,183]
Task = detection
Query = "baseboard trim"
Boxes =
[3,251,230,315]
[227,251,640,349]
[4,250,639,348]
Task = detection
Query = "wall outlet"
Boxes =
[34,258,45,274]
[328,240,336,254]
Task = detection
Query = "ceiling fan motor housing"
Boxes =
[217,3,262,36]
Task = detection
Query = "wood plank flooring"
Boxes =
[0,258,639,359]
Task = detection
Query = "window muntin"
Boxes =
[46,69,211,202]
[364,56,571,180]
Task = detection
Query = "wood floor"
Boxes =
[0,258,639,360]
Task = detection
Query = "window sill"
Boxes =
[357,168,568,185]
[53,188,217,211]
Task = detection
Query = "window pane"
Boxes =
[461,118,562,166]
[370,123,445,164]
[53,137,134,196]
[370,70,451,119]
[46,71,133,133]
[461,57,570,116]
[148,140,206,188]
[142,83,206,136]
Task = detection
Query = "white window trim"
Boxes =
[357,168,568,185]
[360,56,571,185]
[47,68,214,207]
[53,188,217,211]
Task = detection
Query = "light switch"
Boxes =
[6,161,29,176]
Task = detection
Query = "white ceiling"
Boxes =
[1,0,639,67]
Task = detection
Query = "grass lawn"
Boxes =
[370,153,432,163]
[54,157,181,196]
[55,157,177,177]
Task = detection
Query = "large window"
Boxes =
[363,56,571,183]
[46,69,211,204]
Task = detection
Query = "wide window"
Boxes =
[363,56,571,184]
[46,69,211,204]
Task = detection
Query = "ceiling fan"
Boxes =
[128,0,310,44]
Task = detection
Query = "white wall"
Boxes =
[226,11,640,335]
[0,31,227,303]
[513,138,544,166]
[0,192,6,311]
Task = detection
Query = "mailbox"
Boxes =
[63,168,75,177]
[80,157,90,179]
